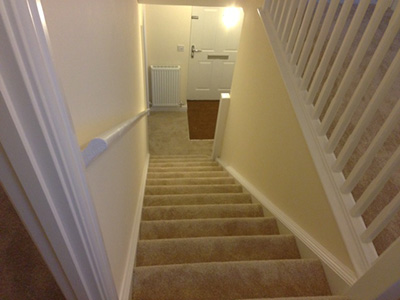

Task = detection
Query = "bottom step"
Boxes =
[133,260,331,300]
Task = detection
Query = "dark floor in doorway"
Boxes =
[187,100,219,140]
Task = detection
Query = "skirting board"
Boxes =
[119,153,149,300]
[150,105,187,112]
[217,158,358,287]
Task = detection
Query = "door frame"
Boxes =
[0,1,117,299]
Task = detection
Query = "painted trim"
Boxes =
[150,105,187,112]
[257,7,377,276]
[346,237,400,300]
[212,93,230,160]
[119,153,149,300]
[217,158,358,286]
[0,1,118,299]
[82,109,149,167]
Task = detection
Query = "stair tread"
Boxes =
[136,234,300,266]
[148,166,223,172]
[144,193,253,206]
[132,260,331,300]
[142,203,263,220]
[139,217,279,240]
[146,177,235,186]
[147,170,230,179]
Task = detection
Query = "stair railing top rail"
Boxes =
[82,109,150,167]
[259,0,400,282]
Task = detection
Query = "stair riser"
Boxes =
[143,193,252,206]
[142,204,263,221]
[145,185,242,195]
[147,171,230,179]
[149,162,218,168]
[146,178,235,186]
[148,166,223,172]
[136,235,300,266]
[150,158,211,163]
[139,218,279,240]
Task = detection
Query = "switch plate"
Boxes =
[177,45,184,52]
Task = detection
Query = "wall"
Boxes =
[145,5,191,105]
[41,0,148,296]
[220,0,354,271]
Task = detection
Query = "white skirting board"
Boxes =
[150,105,187,112]
[216,158,358,288]
[119,153,149,300]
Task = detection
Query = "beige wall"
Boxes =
[145,5,191,105]
[41,0,148,295]
[220,1,354,270]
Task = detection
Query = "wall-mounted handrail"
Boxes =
[82,109,149,167]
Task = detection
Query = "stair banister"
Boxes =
[82,109,149,167]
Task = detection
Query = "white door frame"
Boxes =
[0,1,117,299]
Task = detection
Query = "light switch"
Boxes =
[177,45,184,52]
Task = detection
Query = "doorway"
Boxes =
[187,6,244,101]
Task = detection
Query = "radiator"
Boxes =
[151,65,181,106]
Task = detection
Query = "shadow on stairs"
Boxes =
[132,155,348,300]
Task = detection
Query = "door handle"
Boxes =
[191,45,202,58]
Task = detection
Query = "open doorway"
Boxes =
[145,4,244,140]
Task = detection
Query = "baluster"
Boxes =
[273,0,285,28]
[291,0,318,65]
[286,0,308,54]
[341,99,400,194]
[361,191,400,243]
[277,0,290,38]
[351,146,400,217]
[282,0,298,45]
[312,0,370,117]
[300,0,340,89]
[324,4,400,149]
[265,0,272,12]
[270,0,278,17]
[321,0,394,138]
[334,49,400,172]
[296,0,328,77]
[313,0,390,117]
[305,0,353,103]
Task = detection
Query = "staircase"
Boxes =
[132,155,346,300]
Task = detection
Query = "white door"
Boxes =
[187,7,243,100]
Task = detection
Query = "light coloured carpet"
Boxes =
[148,111,213,156]
[0,183,65,299]
[132,155,347,300]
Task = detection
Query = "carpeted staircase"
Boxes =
[132,155,347,300]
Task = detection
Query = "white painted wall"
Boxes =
[41,0,148,296]
[145,5,192,105]
[219,0,355,272]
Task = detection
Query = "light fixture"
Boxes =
[222,7,241,29]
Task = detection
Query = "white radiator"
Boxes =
[151,65,181,106]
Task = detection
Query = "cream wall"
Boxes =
[145,5,191,105]
[220,1,354,270]
[41,0,148,295]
